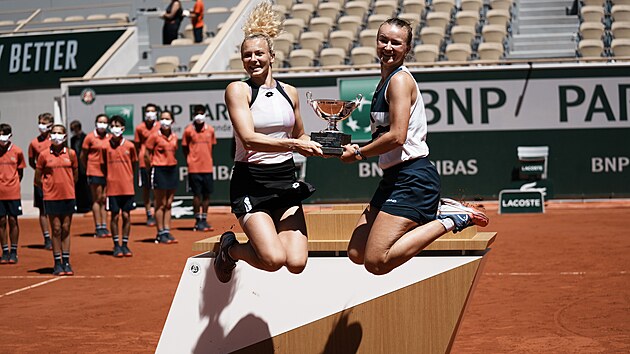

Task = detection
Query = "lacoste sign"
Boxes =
[499,190,545,214]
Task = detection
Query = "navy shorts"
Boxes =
[370,157,441,225]
[33,185,45,211]
[87,175,107,185]
[0,200,22,217]
[152,166,178,190]
[139,168,150,188]
[44,199,77,216]
[107,195,136,214]
[188,173,214,197]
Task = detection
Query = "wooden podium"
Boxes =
[156,207,496,354]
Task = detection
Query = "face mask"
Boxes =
[110,126,124,137]
[50,133,66,145]
[0,134,11,145]
[160,119,173,127]
[96,122,109,130]
[145,111,157,121]
[193,114,206,123]
[38,123,51,133]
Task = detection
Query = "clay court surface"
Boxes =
[0,201,628,353]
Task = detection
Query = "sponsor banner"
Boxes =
[0,30,125,91]
[499,190,545,214]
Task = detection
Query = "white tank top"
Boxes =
[234,81,295,164]
[370,66,429,169]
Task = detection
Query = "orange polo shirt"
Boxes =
[145,131,178,167]
[82,130,110,177]
[134,121,160,168]
[192,0,204,29]
[37,147,77,201]
[0,144,26,200]
[182,124,216,173]
[28,135,50,184]
[102,139,137,196]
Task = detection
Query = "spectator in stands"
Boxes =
[189,0,205,43]
[161,0,184,45]
[0,123,25,265]
[70,120,91,213]
[339,18,489,275]
[35,124,78,276]
[145,110,179,245]
[102,116,137,258]
[135,104,159,226]
[182,105,216,232]
[28,112,53,250]
[81,114,111,238]
[214,1,324,283]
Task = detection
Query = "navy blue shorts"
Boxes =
[33,185,45,211]
[370,157,441,225]
[139,168,150,188]
[87,175,107,185]
[44,199,76,216]
[0,200,22,217]
[188,173,214,197]
[107,195,136,214]
[151,166,178,190]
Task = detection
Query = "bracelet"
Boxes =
[354,147,367,160]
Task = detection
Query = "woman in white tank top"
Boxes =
[213,1,324,283]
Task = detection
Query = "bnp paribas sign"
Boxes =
[499,190,545,214]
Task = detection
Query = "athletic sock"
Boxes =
[195,213,202,222]
[164,228,170,235]
[1,245,8,254]
[438,218,455,232]
[113,235,120,246]
[54,252,62,265]
[201,213,207,222]
[122,235,129,245]
[43,231,51,240]
[10,244,17,254]
[62,252,70,265]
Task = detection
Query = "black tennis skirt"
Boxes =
[230,158,315,217]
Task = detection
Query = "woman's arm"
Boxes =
[161,1,181,20]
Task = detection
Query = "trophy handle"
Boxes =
[306,91,313,103]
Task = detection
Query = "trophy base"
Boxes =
[311,131,351,156]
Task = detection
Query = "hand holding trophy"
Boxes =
[306,91,363,156]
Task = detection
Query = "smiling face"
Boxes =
[376,23,411,68]
[241,36,275,78]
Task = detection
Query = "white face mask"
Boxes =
[160,119,173,127]
[0,134,11,145]
[193,114,206,123]
[50,133,66,145]
[38,123,51,133]
[96,122,109,130]
[110,126,124,137]
[145,111,158,121]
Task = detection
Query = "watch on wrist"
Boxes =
[354,147,367,160]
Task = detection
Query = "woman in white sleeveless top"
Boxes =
[214,1,324,283]
[340,18,489,275]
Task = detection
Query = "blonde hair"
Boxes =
[241,0,283,53]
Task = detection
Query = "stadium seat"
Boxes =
[477,42,504,60]
[183,24,194,40]
[272,4,287,19]
[373,0,399,16]
[274,50,286,68]
[367,14,390,30]
[86,14,107,20]
[432,0,456,14]
[578,39,604,57]
[403,0,426,15]
[580,22,605,40]
[451,25,476,44]
[188,54,201,70]
[580,6,605,23]
[413,44,440,62]
[359,29,379,47]
[42,17,63,23]
[489,0,513,11]
[351,46,378,65]
[206,6,228,14]
[456,10,480,27]
[426,11,451,31]
[291,3,315,24]
[344,1,370,19]
[301,0,319,7]
[109,13,129,22]
[612,5,630,22]
[299,31,325,53]
[317,2,342,20]
[274,32,295,57]
[229,53,243,70]
[65,15,85,22]
[399,12,422,30]
[329,30,355,54]
[612,21,630,39]
[309,17,334,37]
[284,18,306,39]
[611,38,630,55]
[154,56,180,73]
[445,43,472,61]
[171,38,194,45]
[420,26,445,46]
[482,24,507,43]
[0,20,15,26]
[582,0,606,6]
[289,49,316,67]
[319,47,347,67]
[337,15,362,37]
[275,0,293,9]
[486,9,510,27]
[613,0,630,5]
[460,0,483,12]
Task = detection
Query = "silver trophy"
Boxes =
[306,91,363,155]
